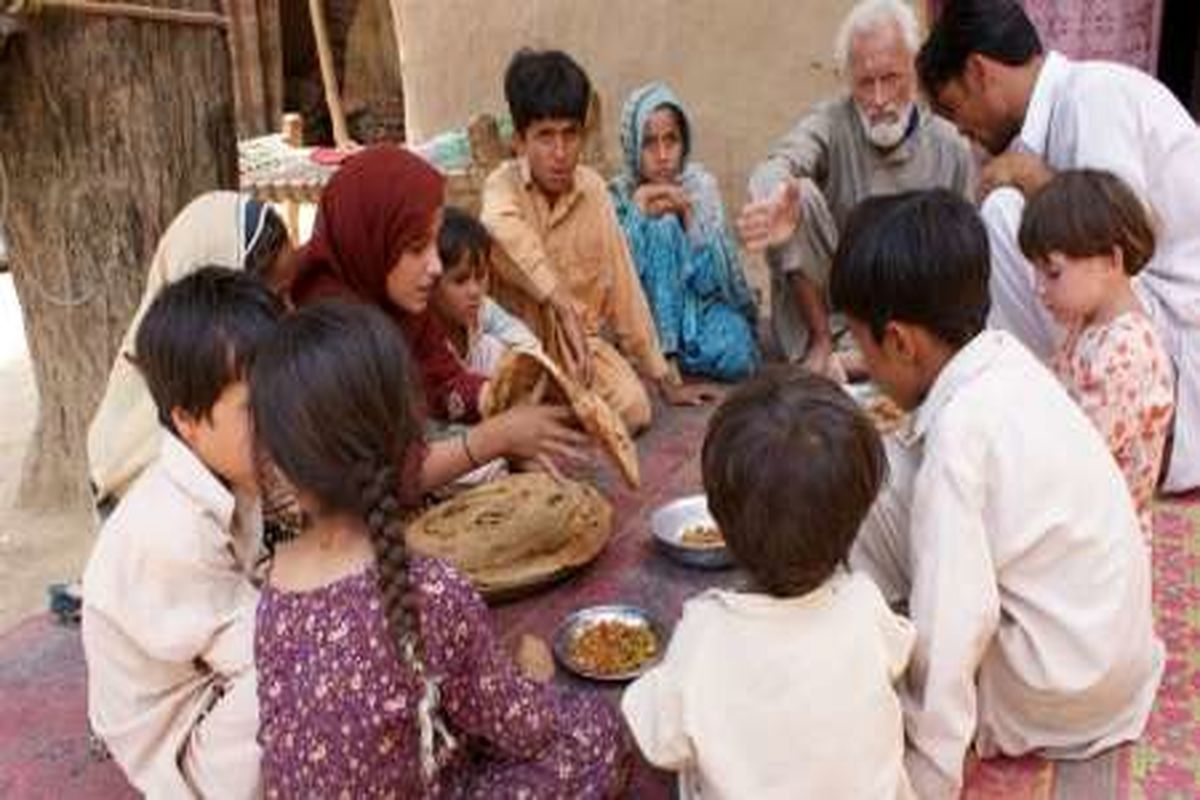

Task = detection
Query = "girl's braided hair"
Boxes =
[250,300,454,776]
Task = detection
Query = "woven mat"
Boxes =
[1,400,1197,798]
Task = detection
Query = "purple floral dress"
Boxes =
[256,556,630,798]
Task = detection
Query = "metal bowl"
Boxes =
[842,380,881,406]
[842,381,907,433]
[552,604,666,682]
[650,495,734,569]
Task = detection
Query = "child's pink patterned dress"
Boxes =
[1053,311,1174,543]
[256,556,630,798]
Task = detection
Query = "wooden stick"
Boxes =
[307,0,351,150]
[279,112,304,244]
[8,0,227,28]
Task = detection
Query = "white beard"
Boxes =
[856,102,915,149]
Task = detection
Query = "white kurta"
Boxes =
[982,51,1200,491]
[81,432,262,799]
[622,572,916,800]
[852,331,1163,799]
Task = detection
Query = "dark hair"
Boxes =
[504,48,592,133]
[249,300,434,750]
[1018,169,1156,276]
[703,368,886,597]
[830,189,990,347]
[134,266,282,433]
[437,206,492,275]
[244,205,291,285]
[917,0,1043,96]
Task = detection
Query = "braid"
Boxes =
[358,458,417,653]
[357,456,458,779]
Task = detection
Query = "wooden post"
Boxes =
[280,112,304,243]
[308,0,352,149]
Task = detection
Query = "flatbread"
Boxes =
[405,472,612,599]
[482,348,640,488]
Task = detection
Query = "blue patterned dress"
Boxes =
[610,82,760,382]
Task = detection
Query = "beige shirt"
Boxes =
[480,159,670,380]
[898,331,1163,799]
[82,432,262,798]
[622,572,916,800]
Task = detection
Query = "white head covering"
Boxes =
[87,191,262,501]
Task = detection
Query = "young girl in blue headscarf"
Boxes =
[610,82,760,382]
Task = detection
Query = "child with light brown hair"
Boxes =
[1019,169,1174,541]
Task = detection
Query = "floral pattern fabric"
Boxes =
[1053,312,1174,542]
[256,556,630,798]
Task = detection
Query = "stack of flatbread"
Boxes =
[481,347,640,488]
[405,472,612,599]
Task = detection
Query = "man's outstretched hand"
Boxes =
[736,179,803,253]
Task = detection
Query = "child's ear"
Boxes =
[512,130,527,156]
[1110,245,1126,274]
[882,321,919,364]
[171,407,202,448]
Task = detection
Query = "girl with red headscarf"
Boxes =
[291,145,587,492]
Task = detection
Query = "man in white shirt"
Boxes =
[831,189,1163,800]
[916,0,1200,492]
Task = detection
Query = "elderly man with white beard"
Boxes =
[738,0,975,377]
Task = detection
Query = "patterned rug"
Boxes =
[1,403,1197,798]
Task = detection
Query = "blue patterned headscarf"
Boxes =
[617,81,692,186]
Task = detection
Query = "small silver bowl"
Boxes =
[650,495,734,569]
[552,604,666,681]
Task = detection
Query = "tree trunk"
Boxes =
[0,4,237,509]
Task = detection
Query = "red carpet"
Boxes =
[2,403,1196,798]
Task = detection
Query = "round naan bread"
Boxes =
[405,472,613,599]
[482,347,640,488]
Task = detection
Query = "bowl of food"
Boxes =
[650,495,734,569]
[552,605,665,681]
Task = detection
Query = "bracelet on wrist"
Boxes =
[460,429,481,469]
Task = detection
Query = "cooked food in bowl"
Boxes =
[651,495,733,569]
[680,523,724,549]
[568,619,659,677]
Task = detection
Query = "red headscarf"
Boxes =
[291,144,445,306]
[290,145,487,424]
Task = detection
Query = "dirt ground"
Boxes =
[0,274,93,631]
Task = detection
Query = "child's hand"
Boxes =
[515,634,555,683]
[548,291,595,387]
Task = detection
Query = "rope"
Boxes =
[3,0,227,29]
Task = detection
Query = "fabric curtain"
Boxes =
[926,1,1164,74]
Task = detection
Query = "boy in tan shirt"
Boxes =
[481,48,716,434]
[82,268,282,798]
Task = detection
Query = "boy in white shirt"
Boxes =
[81,268,282,798]
[830,189,1163,799]
[622,368,916,799]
